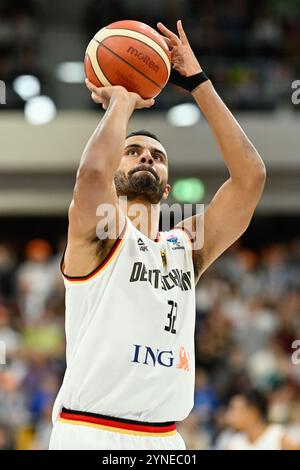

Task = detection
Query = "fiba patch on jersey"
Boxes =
[166,233,185,250]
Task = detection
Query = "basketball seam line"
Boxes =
[105,26,170,57]
[102,34,169,77]
[93,39,162,90]
[85,53,111,87]
[86,39,112,87]
[94,45,113,87]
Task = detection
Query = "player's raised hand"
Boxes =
[85,79,155,110]
[157,20,201,77]
[130,92,156,110]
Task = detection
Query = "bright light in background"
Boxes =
[172,178,205,203]
[13,75,41,100]
[167,103,201,127]
[24,96,57,125]
[55,61,85,83]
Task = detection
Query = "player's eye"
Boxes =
[153,154,163,161]
[127,149,139,156]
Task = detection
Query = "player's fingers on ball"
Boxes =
[136,98,154,109]
[157,22,172,36]
[159,35,172,44]
[157,22,180,45]
[177,20,189,44]
[91,92,101,103]
[159,35,173,50]
[145,98,155,108]
[85,81,93,92]
[85,79,97,92]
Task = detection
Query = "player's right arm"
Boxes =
[64,82,154,277]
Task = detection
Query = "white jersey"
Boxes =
[227,424,285,450]
[52,216,196,424]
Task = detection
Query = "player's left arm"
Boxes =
[158,20,266,284]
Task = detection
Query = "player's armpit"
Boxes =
[178,175,265,284]
[64,168,126,278]
[175,212,205,284]
[198,176,264,280]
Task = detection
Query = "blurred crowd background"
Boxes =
[0,0,300,110]
[1,0,300,451]
[0,228,300,449]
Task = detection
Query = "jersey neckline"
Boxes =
[126,216,161,243]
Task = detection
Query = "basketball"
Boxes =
[84,20,171,99]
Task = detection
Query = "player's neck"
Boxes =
[125,199,160,241]
[246,420,268,443]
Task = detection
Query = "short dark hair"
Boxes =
[126,129,161,143]
[240,389,268,421]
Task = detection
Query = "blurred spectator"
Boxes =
[22,307,64,358]
[193,369,218,424]
[0,304,21,360]
[247,336,291,390]
[84,0,126,37]
[213,406,235,449]
[260,244,290,298]
[250,6,284,53]
[0,243,17,300]
[287,400,300,445]
[223,389,300,450]
[30,399,53,450]
[0,0,38,74]
[177,412,210,450]
[16,239,56,323]
[0,424,14,450]
[0,370,29,430]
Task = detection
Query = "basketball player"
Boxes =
[49,20,266,450]
[225,389,300,450]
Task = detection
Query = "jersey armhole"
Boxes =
[60,217,127,283]
[172,226,195,263]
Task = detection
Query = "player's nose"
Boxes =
[139,150,154,165]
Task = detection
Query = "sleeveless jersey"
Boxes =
[52,216,196,423]
[227,424,285,450]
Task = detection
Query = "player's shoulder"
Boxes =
[265,423,285,437]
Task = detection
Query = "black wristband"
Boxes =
[168,68,209,92]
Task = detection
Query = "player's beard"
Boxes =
[114,165,166,204]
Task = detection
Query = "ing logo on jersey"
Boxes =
[131,344,190,372]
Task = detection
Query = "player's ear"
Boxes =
[162,183,171,200]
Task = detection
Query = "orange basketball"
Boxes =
[84,20,171,99]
